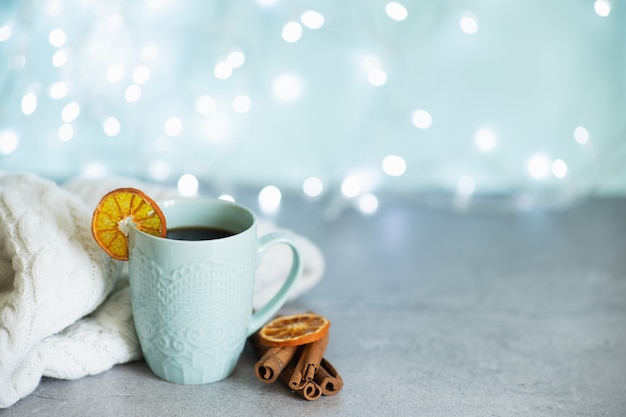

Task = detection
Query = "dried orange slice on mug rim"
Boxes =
[258,312,330,347]
[91,187,166,261]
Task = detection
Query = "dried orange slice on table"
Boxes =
[259,312,330,347]
[91,187,166,261]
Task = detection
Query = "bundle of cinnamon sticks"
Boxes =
[248,332,343,401]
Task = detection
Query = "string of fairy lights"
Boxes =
[0,0,624,216]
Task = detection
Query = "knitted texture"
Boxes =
[0,173,325,408]
[0,173,120,407]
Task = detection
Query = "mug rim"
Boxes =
[131,197,256,242]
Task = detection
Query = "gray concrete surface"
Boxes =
[4,192,626,416]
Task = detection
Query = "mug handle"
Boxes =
[246,231,302,336]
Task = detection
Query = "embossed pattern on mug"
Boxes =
[129,247,256,383]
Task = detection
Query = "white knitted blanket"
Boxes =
[0,172,325,408]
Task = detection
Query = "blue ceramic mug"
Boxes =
[127,198,302,384]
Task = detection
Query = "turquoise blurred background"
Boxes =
[0,0,624,211]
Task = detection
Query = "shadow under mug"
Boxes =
[127,198,302,384]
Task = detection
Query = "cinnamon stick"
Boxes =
[254,344,298,384]
[278,362,323,401]
[313,358,344,396]
[288,333,329,390]
[298,381,323,401]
